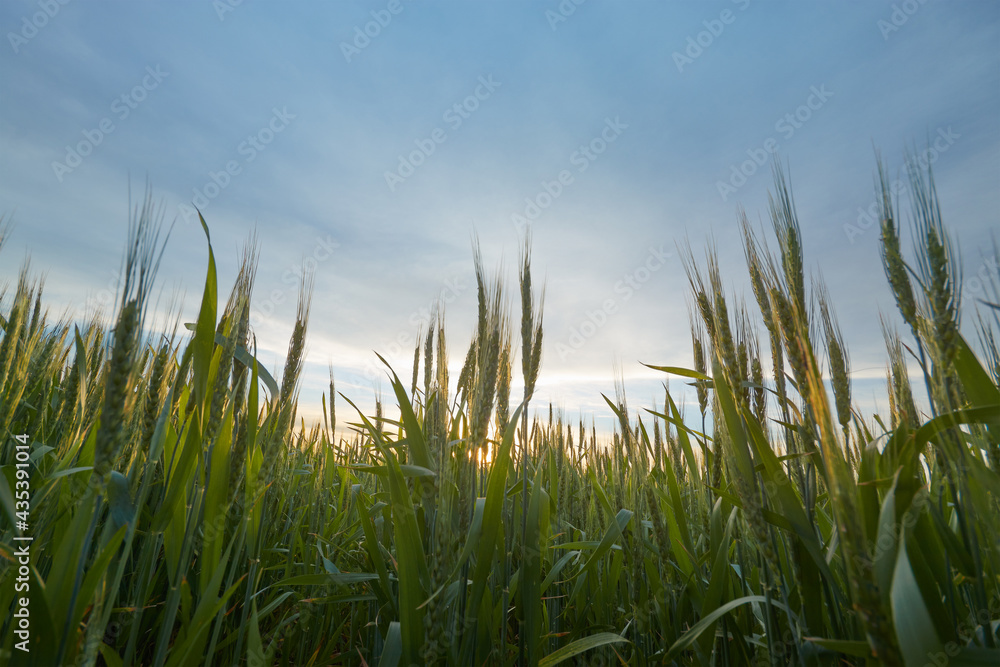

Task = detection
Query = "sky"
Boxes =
[1,0,998,435]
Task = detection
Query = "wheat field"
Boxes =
[1,160,999,666]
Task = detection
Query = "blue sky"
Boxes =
[2,0,998,433]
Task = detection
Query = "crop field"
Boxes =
[1,162,999,666]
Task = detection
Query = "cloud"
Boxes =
[1,0,997,434]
